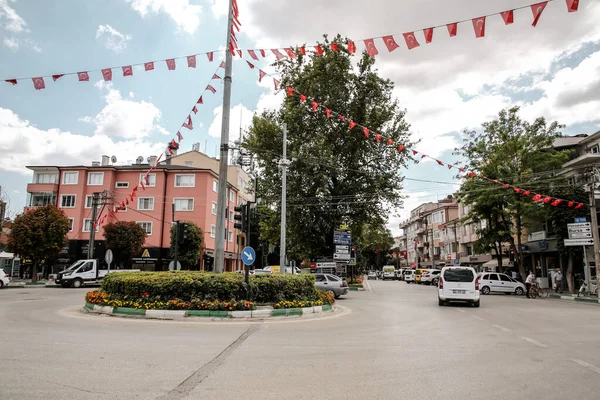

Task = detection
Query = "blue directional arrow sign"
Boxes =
[241,246,256,266]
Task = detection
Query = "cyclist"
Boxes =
[525,271,536,298]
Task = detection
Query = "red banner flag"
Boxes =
[144,62,154,71]
[447,164,453,169]
[575,203,584,209]
[421,154,427,159]
[326,108,332,118]
[383,35,400,52]
[542,196,552,203]
[197,96,203,104]
[375,134,382,143]
[271,49,285,59]
[566,0,579,12]
[192,106,198,114]
[402,32,420,50]
[101,69,112,81]
[52,74,64,82]
[212,74,221,79]
[206,85,216,93]
[32,77,45,90]
[246,60,255,69]
[398,145,405,152]
[207,52,214,62]
[183,115,193,130]
[423,28,434,43]
[315,45,323,56]
[331,43,339,51]
[299,47,306,55]
[412,149,418,155]
[237,49,242,57]
[436,160,444,166]
[260,49,266,57]
[273,79,280,91]
[286,86,293,96]
[284,48,297,58]
[259,69,267,82]
[349,120,357,130]
[187,55,196,68]
[567,201,574,207]
[532,194,542,202]
[248,49,259,60]
[531,2,547,27]
[364,39,378,56]
[220,61,226,69]
[5,79,17,85]
[524,190,531,196]
[363,127,369,137]
[166,59,176,70]
[347,41,356,54]
[551,199,562,207]
[514,187,521,193]
[312,101,319,112]
[501,10,514,24]
[387,138,394,146]
[177,131,183,142]
[300,94,307,103]
[339,115,344,121]
[78,72,90,81]
[122,66,133,77]
[472,16,486,38]
[447,23,458,37]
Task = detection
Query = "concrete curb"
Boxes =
[547,294,599,304]
[82,302,335,320]
[6,282,60,289]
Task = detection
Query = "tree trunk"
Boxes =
[567,252,574,294]
[31,260,38,283]
[516,213,525,282]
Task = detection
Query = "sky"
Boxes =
[1,0,599,238]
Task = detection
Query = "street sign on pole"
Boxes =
[564,238,594,246]
[574,217,587,223]
[168,261,182,271]
[241,246,256,266]
[567,222,593,239]
[104,249,113,266]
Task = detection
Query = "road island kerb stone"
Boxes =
[547,293,600,304]
[82,302,335,320]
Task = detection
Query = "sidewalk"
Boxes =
[547,292,599,304]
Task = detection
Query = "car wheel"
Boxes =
[481,286,491,295]
[334,294,340,300]
[0,281,4,288]
[72,279,83,289]
[406,281,410,284]
[515,287,524,296]
[432,278,439,286]
[438,298,445,306]
[472,300,480,308]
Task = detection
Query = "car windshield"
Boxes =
[444,269,475,282]
[65,260,84,271]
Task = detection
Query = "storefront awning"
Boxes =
[482,257,509,268]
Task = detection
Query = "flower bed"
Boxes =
[273,291,334,309]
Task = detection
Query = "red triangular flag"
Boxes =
[187,55,196,68]
[177,131,183,142]
[32,77,45,90]
[248,50,259,60]
[5,79,17,85]
[125,198,129,206]
[192,106,198,114]
[299,47,306,55]
[532,194,542,202]
[132,186,138,193]
[503,183,510,188]
[300,94,307,103]
[219,61,226,69]
[468,172,476,178]
[101,69,112,81]
[364,39,379,56]
[402,32,420,50]
[412,149,418,155]
[207,52,214,62]
[212,74,221,79]
[375,134,382,143]
[206,85,216,93]
[575,203,584,209]
[382,35,400,52]
[436,160,444,166]
[447,23,458,37]
[387,138,394,146]
[145,62,154,71]
[331,43,339,51]
[339,115,345,121]
[363,127,369,137]
[311,101,319,112]
[197,96,203,104]
[183,115,193,130]
[286,86,293,96]
[472,16,486,38]
[237,49,242,57]
[514,187,521,193]
[260,49,266,57]
[501,10,514,24]
[423,28,434,43]
[567,201,574,207]
[271,49,285,59]
[259,69,267,82]
[421,155,427,159]
[531,2,547,27]
[315,45,323,55]
[273,79,280,90]
[349,120,357,130]
[52,74,64,82]
[551,199,562,207]
[447,164,453,169]
[122,66,133,77]
[246,60,255,69]
[166,59,176,70]
[566,0,579,12]
[542,196,552,203]
[524,190,531,196]
[347,41,356,54]
[78,71,90,81]
[398,145,405,152]
[326,108,331,118]
[284,48,297,58]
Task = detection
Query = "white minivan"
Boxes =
[438,266,480,307]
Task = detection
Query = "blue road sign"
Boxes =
[454,259,460,265]
[241,246,256,266]
[574,217,587,223]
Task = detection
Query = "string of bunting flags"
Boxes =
[92,67,224,228]
[240,58,586,210]
[228,0,242,55]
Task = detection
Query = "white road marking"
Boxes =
[472,315,485,321]
[572,359,600,375]
[519,336,548,348]
[492,324,511,332]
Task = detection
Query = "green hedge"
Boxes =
[101,271,319,303]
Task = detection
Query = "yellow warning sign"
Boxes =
[141,249,150,258]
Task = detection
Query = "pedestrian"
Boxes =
[554,269,563,293]
[525,271,535,298]
[511,269,518,280]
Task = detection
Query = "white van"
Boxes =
[55,259,140,288]
[404,269,416,283]
[382,265,395,280]
[438,266,480,307]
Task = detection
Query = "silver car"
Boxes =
[314,273,349,299]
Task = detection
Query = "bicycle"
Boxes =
[529,283,549,299]
[578,280,598,297]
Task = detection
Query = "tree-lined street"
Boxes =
[2,283,600,399]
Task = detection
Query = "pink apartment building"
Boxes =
[25,156,243,273]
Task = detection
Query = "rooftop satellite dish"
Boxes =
[111,155,117,164]
[136,156,144,164]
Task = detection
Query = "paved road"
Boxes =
[1,281,600,399]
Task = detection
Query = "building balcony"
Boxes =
[563,153,600,169]
[27,183,58,193]
[25,192,57,211]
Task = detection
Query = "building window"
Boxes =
[238,195,242,205]
[212,202,217,215]
[138,197,154,211]
[85,195,94,208]
[115,182,129,188]
[30,193,56,207]
[213,179,218,192]
[175,174,195,187]
[228,230,233,242]
[83,218,99,232]
[229,189,235,203]
[62,171,78,185]
[35,173,58,184]
[185,161,194,167]
[229,210,234,221]
[137,222,152,235]
[60,194,76,208]
[210,225,216,238]
[174,198,194,211]
[140,173,156,187]
[68,218,74,232]
[87,172,104,186]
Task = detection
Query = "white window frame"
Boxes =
[60,194,76,208]
[140,173,156,187]
[87,172,104,186]
[174,174,195,188]
[137,197,154,211]
[82,218,99,232]
[85,195,93,209]
[68,218,74,232]
[229,189,235,203]
[61,171,79,185]
[210,224,216,238]
[173,198,194,212]
[237,195,242,205]
[211,202,217,215]
[35,172,58,184]
[136,221,153,235]
[228,230,233,242]
[229,210,234,221]
[213,179,218,192]
[115,181,129,188]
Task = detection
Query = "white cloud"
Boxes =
[2,36,41,52]
[125,0,202,34]
[96,24,132,53]
[0,0,27,32]
[209,0,228,19]
[3,36,17,50]
[80,83,166,139]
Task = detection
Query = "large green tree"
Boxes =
[456,106,569,280]
[245,35,414,260]
[170,222,203,269]
[7,205,69,282]
[103,221,146,267]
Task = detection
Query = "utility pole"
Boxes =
[172,203,179,271]
[87,192,100,259]
[214,0,235,273]
[588,168,600,298]
[279,124,289,274]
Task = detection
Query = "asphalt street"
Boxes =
[1,280,600,399]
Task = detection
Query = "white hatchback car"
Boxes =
[478,272,525,295]
[420,269,441,285]
[438,266,480,307]
[404,269,416,283]
[0,268,10,288]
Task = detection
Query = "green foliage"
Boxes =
[356,222,394,270]
[101,271,319,303]
[7,205,69,281]
[169,222,203,268]
[245,35,414,260]
[103,221,146,267]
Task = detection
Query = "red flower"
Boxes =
[142,292,149,297]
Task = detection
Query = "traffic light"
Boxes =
[183,223,189,241]
[233,203,248,233]
[509,250,515,262]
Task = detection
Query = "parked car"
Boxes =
[421,269,441,285]
[382,266,396,280]
[0,268,10,288]
[478,272,525,295]
[404,269,416,283]
[314,273,349,299]
[367,271,377,280]
[263,266,301,274]
[415,269,427,284]
[395,269,404,281]
[438,266,480,307]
